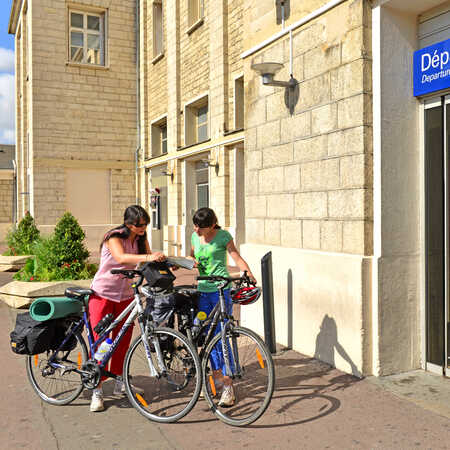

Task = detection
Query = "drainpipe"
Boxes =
[135,0,141,204]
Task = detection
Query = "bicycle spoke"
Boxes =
[202,326,274,426]
[124,327,201,423]
[26,333,87,405]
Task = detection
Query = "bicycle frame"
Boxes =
[193,282,241,379]
[48,287,161,380]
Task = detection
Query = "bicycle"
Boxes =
[171,272,275,426]
[26,263,202,423]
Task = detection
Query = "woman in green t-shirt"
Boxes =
[189,207,256,407]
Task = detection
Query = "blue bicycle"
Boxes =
[25,263,202,423]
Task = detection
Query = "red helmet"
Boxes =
[231,286,261,305]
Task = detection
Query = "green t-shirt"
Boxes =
[191,229,233,292]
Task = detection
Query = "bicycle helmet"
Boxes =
[231,286,261,305]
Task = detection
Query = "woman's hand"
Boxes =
[148,252,166,263]
[246,271,257,285]
[186,256,198,268]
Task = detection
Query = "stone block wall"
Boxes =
[146,0,168,158]
[141,0,244,247]
[0,179,13,223]
[244,0,372,255]
[11,0,137,233]
[227,0,244,131]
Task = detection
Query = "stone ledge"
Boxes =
[0,279,93,309]
[0,255,32,272]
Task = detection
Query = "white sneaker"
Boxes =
[113,380,144,396]
[90,389,104,412]
[218,385,235,407]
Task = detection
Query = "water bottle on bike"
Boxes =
[192,311,207,335]
[94,338,113,362]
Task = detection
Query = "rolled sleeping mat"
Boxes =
[29,297,82,322]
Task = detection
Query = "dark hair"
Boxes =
[100,205,150,254]
[192,207,221,229]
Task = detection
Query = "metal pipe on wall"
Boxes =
[135,0,141,204]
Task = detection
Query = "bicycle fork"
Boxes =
[138,314,161,378]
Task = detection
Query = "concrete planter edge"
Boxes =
[0,279,93,309]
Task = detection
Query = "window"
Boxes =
[188,0,204,28]
[195,161,209,209]
[151,117,168,157]
[69,10,105,65]
[197,105,208,142]
[234,76,244,129]
[185,97,209,146]
[153,1,163,58]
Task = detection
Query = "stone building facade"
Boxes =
[239,0,450,379]
[138,0,246,257]
[0,144,15,241]
[8,0,450,379]
[8,0,137,248]
[239,0,373,376]
[138,0,450,378]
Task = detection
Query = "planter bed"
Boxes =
[0,279,93,308]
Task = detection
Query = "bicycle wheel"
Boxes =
[202,326,275,426]
[26,332,87,405]
[123,326,202,423]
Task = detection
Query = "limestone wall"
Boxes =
[11,0,136,244]
[241,0,374,375]
[141,0,245,252]
[244,0,372,255]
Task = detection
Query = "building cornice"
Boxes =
[8,0,23,35]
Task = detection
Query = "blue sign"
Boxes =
[413,38,450,96]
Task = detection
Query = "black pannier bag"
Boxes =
[142,261,176,290]
[10,313,77,355]
[10,312,55,355]
[52,319,78,352]
[144,292,176,326]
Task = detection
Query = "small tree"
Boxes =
[4,212,40,256]
[50,212,90,268]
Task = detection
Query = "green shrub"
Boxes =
[14,212,97,282]
[50,212,90,268]
[3,212,40,256]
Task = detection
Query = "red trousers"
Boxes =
[89,294,134,378]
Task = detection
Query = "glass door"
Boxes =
[424,96,450,376]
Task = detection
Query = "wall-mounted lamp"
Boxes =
[201,158,219,172]
[161,170,174,182]
[251,62,298,114]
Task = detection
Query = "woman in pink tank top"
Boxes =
[89,205,166,412]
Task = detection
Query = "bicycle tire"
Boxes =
[26,331,87,405]
[202,326,275,426]
[123,326,202,423]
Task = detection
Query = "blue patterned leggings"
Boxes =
[198,289,235,374]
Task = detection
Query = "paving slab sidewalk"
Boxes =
[1,271,450,449]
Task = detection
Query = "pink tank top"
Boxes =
[91,235,139,302]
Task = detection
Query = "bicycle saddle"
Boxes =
[65,287,94,300]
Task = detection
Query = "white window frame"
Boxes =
[68,8,106,66]
[151,115,168,157]
[152,1,164,59]
[184,94,209,147]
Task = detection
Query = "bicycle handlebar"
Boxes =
[196,271,255,286]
